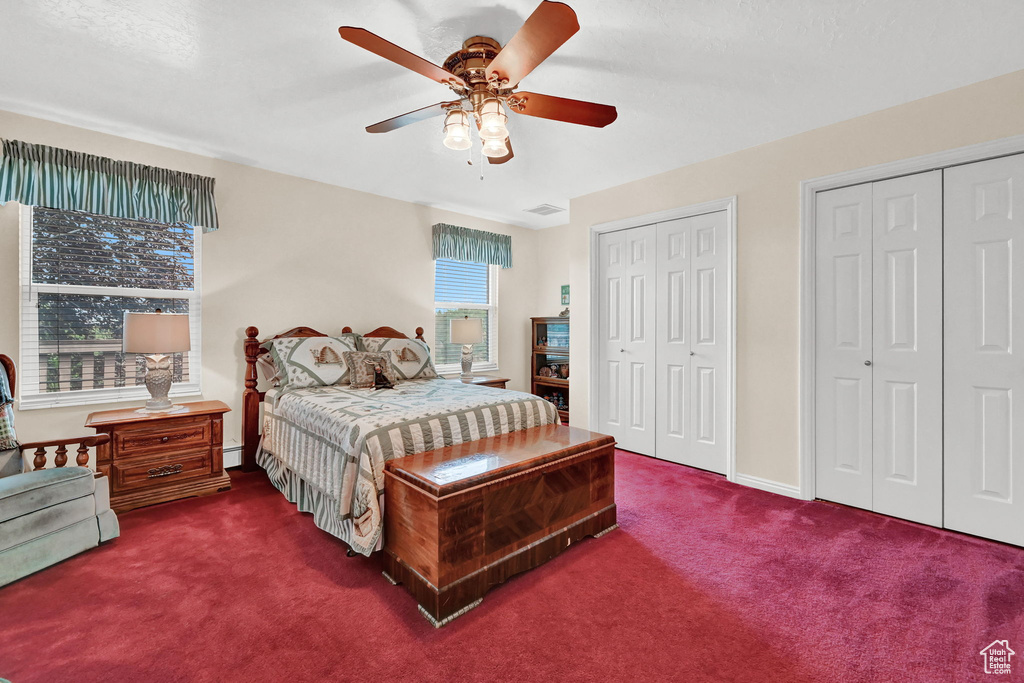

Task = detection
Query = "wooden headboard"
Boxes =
[241,325,425,471]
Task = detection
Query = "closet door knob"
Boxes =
[864,360,872,366]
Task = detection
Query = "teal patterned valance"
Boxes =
[432,223,512,268]
[0,139,219,232]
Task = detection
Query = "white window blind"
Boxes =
[19,205,202,409]
[433,259,498,374]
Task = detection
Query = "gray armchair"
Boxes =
[0,354,120,588]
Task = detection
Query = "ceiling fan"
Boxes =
[338,1,617,165]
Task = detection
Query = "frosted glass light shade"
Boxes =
[442,109,472,151]
[123,312,191,354]
[478,99,508,141]
[450,316,483,344]
[481,137,509,158]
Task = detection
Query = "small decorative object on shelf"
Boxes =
[531,316,569,425]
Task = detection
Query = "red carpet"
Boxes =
[1,450,1022,682]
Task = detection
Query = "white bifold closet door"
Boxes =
[815,171,943,526]
[944,154,1024,546]
[655,213,730,473]
[597,224,657,456]
[597,213,729,470]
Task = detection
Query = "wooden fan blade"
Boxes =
[507,91,617,127]
[366,101,461,134]
[485,1,579,88]
[339,27,466,88]
[488,137,514,164]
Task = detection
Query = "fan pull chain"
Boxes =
[478,138,485,181]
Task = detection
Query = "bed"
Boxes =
[241,325,561,556]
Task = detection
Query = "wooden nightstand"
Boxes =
[455,375,510,389]
[85,400,231,513]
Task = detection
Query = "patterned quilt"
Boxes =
[257,379,559,555]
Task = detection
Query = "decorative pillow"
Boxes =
[338,332,365,351]
[255,353,282,386]
[266,335,361,389]
[343,351,400,389]
[261,331,361,352]
[360,337,439,380]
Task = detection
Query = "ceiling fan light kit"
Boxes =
[477,97,509,141]
[482,137,511,158]
[442,109,473,150]
[338,1,617,165]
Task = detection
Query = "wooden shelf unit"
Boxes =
[530,316,570,424]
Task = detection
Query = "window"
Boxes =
[433,259,498,374]
[19,205,201,409]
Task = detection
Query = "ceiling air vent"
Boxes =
[524,203,566,216]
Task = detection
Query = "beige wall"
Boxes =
[0,109,540,453]
[549,69,1024,487]
[5,68,1023,483]
[532,222,571,317]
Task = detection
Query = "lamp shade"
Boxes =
[481,137,509,158]
[450,316,483,345]
[442,109,472,151]
[123,312,191,354]
[478,98,508,141]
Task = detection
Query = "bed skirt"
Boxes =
[256,442,382,553]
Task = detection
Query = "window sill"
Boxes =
[18,383,202,411]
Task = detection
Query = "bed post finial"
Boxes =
[415,327,425,342]
[242,326,261,471]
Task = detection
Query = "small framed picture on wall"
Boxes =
[561,285,570,305]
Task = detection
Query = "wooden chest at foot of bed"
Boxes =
[383,424,617,626]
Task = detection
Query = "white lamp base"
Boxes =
[142,354,176,412]
[460,345,474,380]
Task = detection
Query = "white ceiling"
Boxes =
[2,1,1023,229]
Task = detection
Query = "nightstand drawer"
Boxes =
[111,448,213,492]
[115,416,211,456]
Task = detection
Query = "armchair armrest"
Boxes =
[19,434,111,471]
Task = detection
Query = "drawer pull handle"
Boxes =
[147,464,183,478]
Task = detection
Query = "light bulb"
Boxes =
[478,98,508,141]
[481,137,509,158]
[442,110,472,151]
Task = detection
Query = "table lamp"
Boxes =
[450,316,483,380]
[123,310,191,411]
